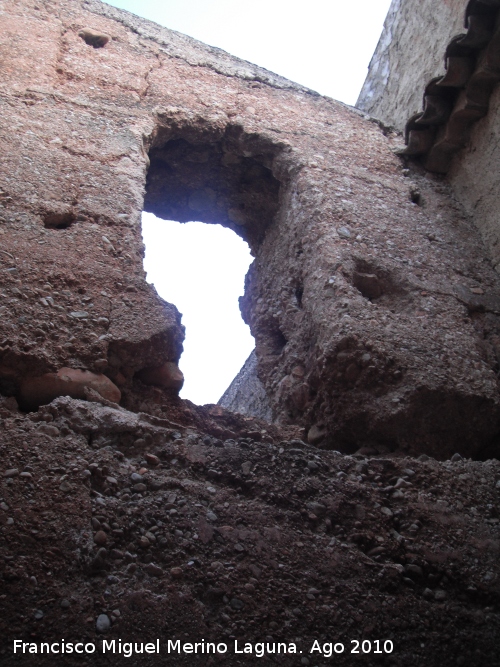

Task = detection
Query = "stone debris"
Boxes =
[95,614,111,633]
[0,397,499,664]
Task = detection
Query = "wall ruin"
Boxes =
[358,0,500,284]
[1,1,500,663]
[1,0,500,459]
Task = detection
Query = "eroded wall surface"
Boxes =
[357,0,468,130]
[218,350,272,421]
[357,0,500,349]
[449,85,500,270]
[2,0,500,458]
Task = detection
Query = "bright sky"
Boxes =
[142,217,254,404]
[105,0,392,405]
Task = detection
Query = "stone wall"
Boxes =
[357,0,500,327]
[449,84,500,270]
[2,0,500,458]
[357,0,468,131]
[218,350,272,421]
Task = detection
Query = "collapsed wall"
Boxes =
[2,0,500,464]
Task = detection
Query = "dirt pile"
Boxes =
[1,396,500,666]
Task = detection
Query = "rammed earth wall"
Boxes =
[2,0,500,458]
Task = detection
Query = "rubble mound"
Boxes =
[1,397,499,665]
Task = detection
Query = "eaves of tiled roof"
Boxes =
[400,0,500,173]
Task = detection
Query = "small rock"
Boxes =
[94,531,108,546]
[96,614,111,633]
[170,567,183,579]
[145,563,163,577]
[405,564,423,577]
[130,473,143,483]
[367,546,385,557]
[241,462,252,475]
[423,588,434,600]
[3,469,19,478]
[60,599,70,609]
[124,551,137,563]
[337,226,351,239]
[434,589,447,601]
[33,609,44,620]
[451,453,463,462]
[306,501,326,516]
[145,454,160,466]
[308,424,326,445]
[137,362,184,392]
[230,598,244,610]
[38,424,60,437]
[206,511,217,522]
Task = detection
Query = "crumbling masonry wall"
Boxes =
[2,0,500,459]
[357,0,500,280]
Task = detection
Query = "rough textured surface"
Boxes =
[387,2,500,175]
[357,0,468,131]
[356,0,500,363]
[449,84,500,271]
[218,350,272,422]
[2,0,500,459]
[0,396,499,666]
[1,0,500,662]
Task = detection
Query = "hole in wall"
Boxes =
[144,132,281,253]
[43,212,76,229]
[142,214,254,405]
[78,28,111,48]
[294,283,304,309]
[352,258,404,301]
[142,124,284,405]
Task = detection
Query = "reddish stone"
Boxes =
[19,368,121,409]
[136,362,184,392]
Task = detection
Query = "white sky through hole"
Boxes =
[142,214,254,405]
[106,0,393,404]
